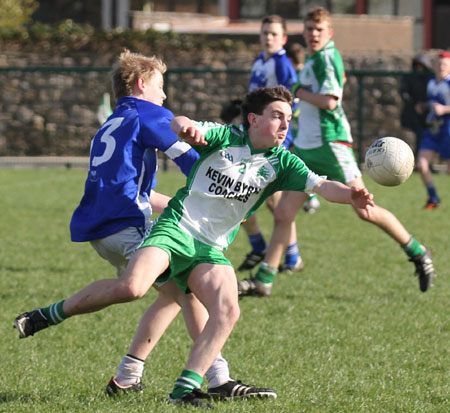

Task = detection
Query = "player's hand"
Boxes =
[350,186,374,213]
[177,126,208,146]
[432,102,449,117]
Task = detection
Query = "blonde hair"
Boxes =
[305,7,331,26]
[111,49,167,99]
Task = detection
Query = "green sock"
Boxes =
[170,369,203,399]
[41,300,69,325]
[401,236,425,258]
[255,262,278,284]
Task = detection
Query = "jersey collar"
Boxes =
[308,40,335,59]
[262,48,286,60]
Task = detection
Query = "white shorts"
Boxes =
[90,226,150,277]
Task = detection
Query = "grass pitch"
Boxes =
[0,169,449,412]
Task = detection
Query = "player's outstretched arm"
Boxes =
[170,116,208,146]
[313,180,374,211]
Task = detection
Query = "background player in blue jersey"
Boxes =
[239,14,311,275]
[14,49,273,401]
[249,16,297,96]
[416,50,450,209]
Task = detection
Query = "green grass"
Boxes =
[0,169,449,412]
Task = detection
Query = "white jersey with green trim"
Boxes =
[161,122,324,250]
[293,40,352,150]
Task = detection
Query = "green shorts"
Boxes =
[140,218,232,293]
[294,141,361,184]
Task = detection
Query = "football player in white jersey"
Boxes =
[106,85,373,407]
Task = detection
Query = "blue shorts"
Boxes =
[420,127,450,159]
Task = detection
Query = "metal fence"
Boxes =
[0,66,417,167]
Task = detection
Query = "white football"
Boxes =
[365,137,414,186]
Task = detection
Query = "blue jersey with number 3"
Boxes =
[70,96,199,242]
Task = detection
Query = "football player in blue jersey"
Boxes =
[14,49,274,402]
[416,50,450,209]
[240,15,310,276]
[249,16,298,98]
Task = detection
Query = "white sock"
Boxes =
[115,355,144,387]
[205,353,230,388]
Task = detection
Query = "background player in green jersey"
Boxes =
[286,40,321,215]
[239,7,436,298]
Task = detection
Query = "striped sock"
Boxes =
[255,262,278,284]
[170,369,203,399]
[41,300,69,325]
[401,236,426,258]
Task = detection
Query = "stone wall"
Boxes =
[0,45,420,162]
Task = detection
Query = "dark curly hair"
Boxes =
[241,86,293,129]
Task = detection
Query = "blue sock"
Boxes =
[284,242,299,266]
[426,183,439,203]
[248,233,266,253]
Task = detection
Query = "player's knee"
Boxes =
[177,291,197,307]
[229,301,240,325]
[416,157,427,172]
[265,198,276,212]
[221,306,240,331]
[216,296,240,328]
[227,298,241,325]
[273,206,295,225]
[115,280,146,301]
